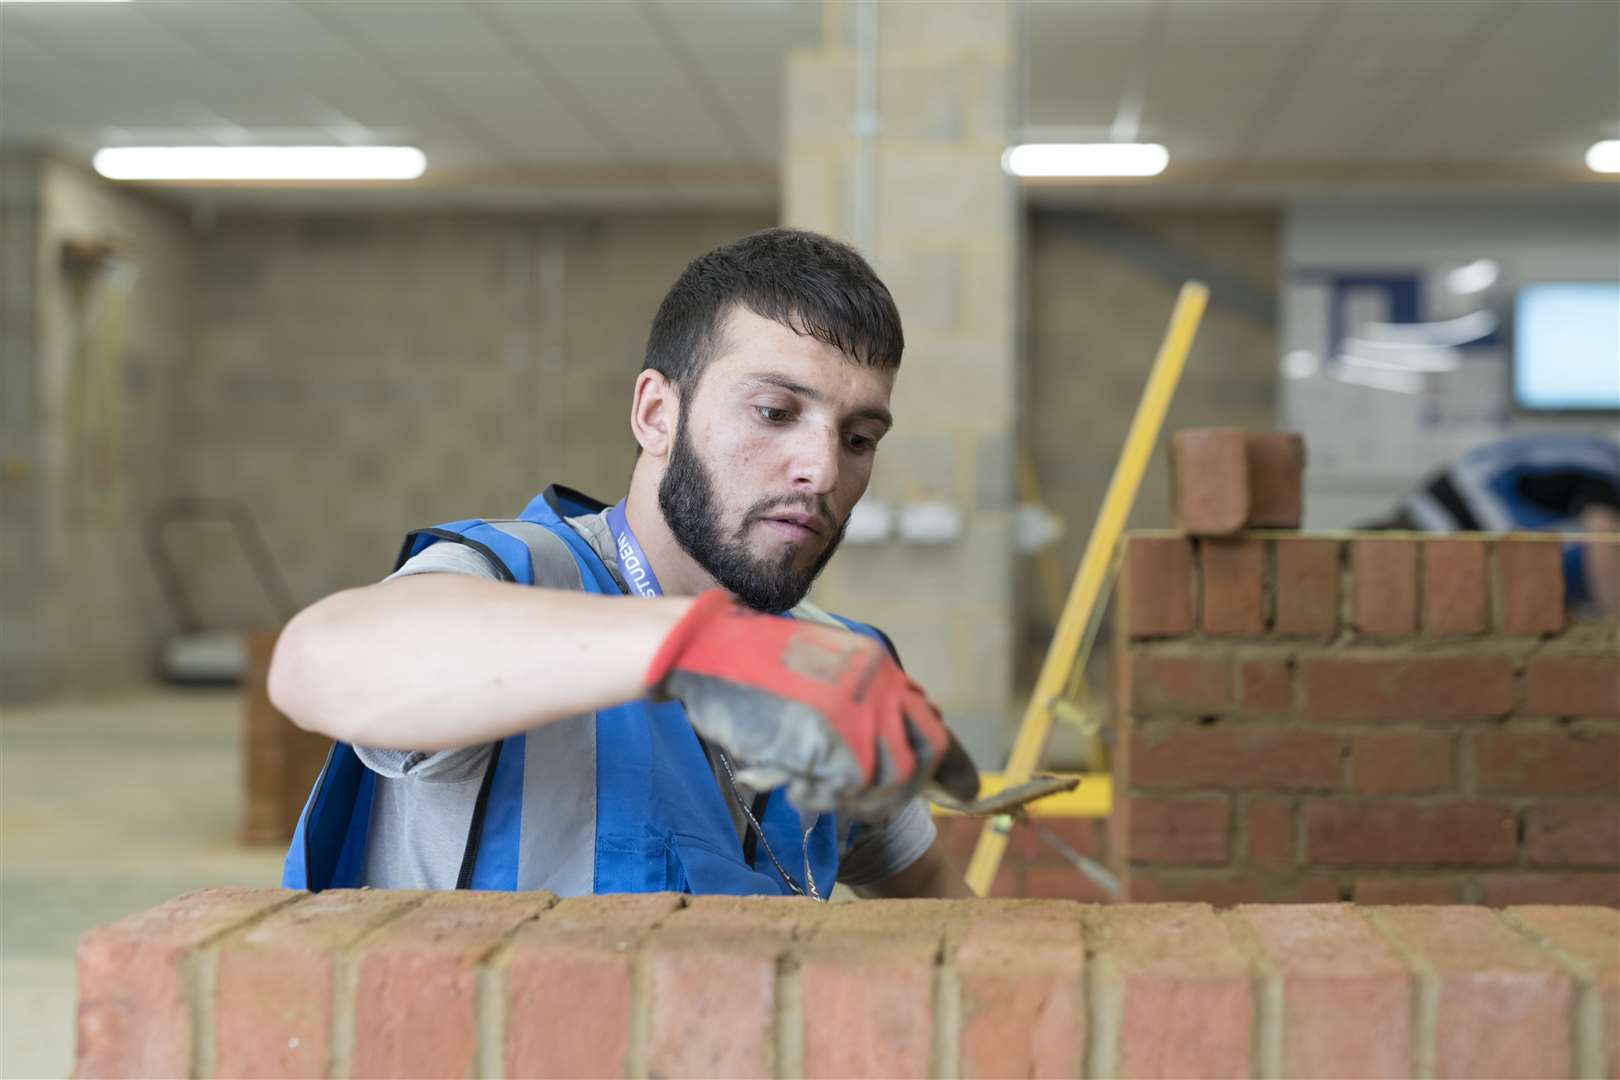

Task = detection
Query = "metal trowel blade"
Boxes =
[930,774,1080,817]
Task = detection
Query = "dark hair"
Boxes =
[643,227,904,394]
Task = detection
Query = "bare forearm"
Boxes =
[853,834,971,899]
[269,575,693,752]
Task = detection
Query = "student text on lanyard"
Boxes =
[604,499,822,899]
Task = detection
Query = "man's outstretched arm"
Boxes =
[270,574,695,752]
[853,835,973,899]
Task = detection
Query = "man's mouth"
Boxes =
[756,511,823,540]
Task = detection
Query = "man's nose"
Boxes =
[790,423,842,495]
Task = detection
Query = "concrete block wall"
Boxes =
[784,2,1019,762]
[76,887,1618,1079]
[1113,530,1620,907]
[2,155,199,698]
[188,211,772,625]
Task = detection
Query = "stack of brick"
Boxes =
[241,628,330,844]
[76,888,1617,1079]
[1113,527,1620,907]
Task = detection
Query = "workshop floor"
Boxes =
[1,688,284,1079]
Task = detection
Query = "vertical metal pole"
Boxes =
[851,0,879,259]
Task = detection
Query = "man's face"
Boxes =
[658,306,895,612]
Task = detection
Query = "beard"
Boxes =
[658,418,848,613]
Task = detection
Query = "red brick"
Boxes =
[1305,801,1517,866]
[1525,801,1620,867]
[1301,656,1513,719]
[1351,539,1418,636]
[1171,427,1249,536]
[1503,906,1619,1080]
[214,890,420,1080]
[1525,656,1620,716]
[955,912,1084,1078]
[1372,907,1573,1080]
[1129,653,1232,713]
[1349,732,1453,794]
[647,908,782,1079]
[1021,864,1117,902]
[1094,905,1253,1077]
[1238,659,1291,713]
[800,924,940,1078]
[352,892,549,1080]
[1273,538,1340,637]
[1237,905,1413,1079]
[1122,536,1194,638]
[504,894,684,1080]
[1202,539,1265,635]
[1473,729,1620,795]
[1497,539,1565,634]
[1244,433,1305,528]
[75,888,295,1080]
[1243,799,1294,866]
[1129,723,1338,790]
[1353,877,1465,905]
[1479,873,1620,908]
[1422,538,1488,635]
[1125,873,1339,905]
[1119,794,1230,864]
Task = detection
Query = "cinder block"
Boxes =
[1244,433,1305,528]
[1171,428,1249,536]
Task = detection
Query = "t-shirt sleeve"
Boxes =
[353,540,507,780]
[835,796,938,887]
[383,541,505,583]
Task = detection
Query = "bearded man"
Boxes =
[271,227,977,899]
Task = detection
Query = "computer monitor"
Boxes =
[1513,282,1620,411]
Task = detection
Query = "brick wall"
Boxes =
[76,888,1617,1079]
[1113,530,1620,907]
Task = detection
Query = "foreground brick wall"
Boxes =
[76,888,1616,1079]
[1113,530,1620,907]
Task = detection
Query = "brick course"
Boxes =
[76,889,1619,1080]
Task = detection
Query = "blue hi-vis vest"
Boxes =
[282,485,887,896]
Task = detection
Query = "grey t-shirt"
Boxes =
[354,513,936,894]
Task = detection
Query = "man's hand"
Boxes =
[644,590,979,818]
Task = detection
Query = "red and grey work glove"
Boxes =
[645,590,980,819]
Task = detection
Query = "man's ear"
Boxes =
[630,369,679,459]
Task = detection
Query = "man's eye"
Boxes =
[844,433,876,454]
[756,406,792,424]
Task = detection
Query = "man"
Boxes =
[270,228,978,900]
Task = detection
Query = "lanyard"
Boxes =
[602,499,819,898]
[605,499,663,598]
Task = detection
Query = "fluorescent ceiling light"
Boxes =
[1586,139,1620,174]
[1444,258,1500,296]
[1001,143,1169,178]
[92,146,427,181]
